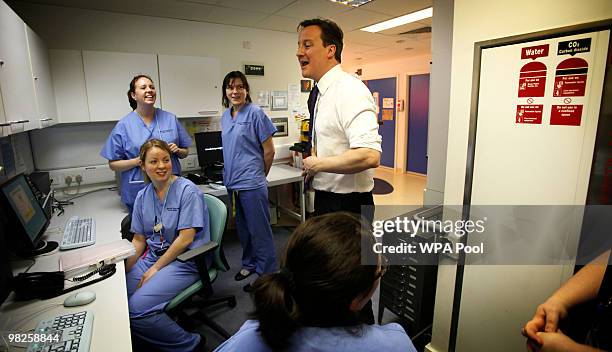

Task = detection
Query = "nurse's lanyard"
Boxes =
[129,110,162,184]
[152,177,174,255]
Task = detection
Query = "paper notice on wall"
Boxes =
[382,109,394,121]
[382,97,394,109]
[288,83,300,108]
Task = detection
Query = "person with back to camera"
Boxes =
[125,139,210,351]
[522,249,612,352]
[220,70,278,292]
[214,212,417,352]
[101,74,192,212]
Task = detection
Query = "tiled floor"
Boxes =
[373,167,427,220]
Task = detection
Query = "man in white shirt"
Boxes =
[297,18,382,224]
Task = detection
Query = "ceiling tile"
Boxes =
[276,0,350,19]
[330,8,391,32]
[380,21,430,35]
[344,29,399,46]
[214,0,297,14]
[205,5,269,27]
[253,14,302,33]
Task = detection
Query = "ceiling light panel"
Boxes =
[360,7,432,32]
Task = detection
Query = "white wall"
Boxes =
[429,1,612,352]
[345,54,431,172]
[11,3,307,170]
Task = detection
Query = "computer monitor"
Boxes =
[194,131,224,167]
[0,174,57,256]
[194,131,224,182]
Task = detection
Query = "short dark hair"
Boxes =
[127,74,154,110]
[298,18,344,63]
[251,212,378,350]
[221,71,252,108]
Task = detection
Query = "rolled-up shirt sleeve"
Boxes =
[339,84,382,152]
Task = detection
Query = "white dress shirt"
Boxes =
[312,64,382,193]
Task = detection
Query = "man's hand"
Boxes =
[302,156,321,182]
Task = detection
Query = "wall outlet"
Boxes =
[48,164,115,188]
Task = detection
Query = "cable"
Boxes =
[63,186,117,202]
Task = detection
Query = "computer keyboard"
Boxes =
[60,216,96,250]
[27,310,93,352]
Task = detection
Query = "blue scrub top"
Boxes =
[221,103,276,190]
[100,108,192,209]
[130,177,210,254]
[214,320,416,352]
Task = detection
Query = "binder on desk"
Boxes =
[59,239,135,278]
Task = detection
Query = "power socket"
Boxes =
[64,175,73,186]
[75,174,83,184]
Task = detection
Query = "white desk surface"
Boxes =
[0,189,132,351]
[197,163,303,196]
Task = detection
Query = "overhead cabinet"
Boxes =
[158,54,221,117]
[0,0,38,134]
[82,50,159,122]
[26,26,58,129]
[49,50,90,123]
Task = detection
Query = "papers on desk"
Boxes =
[59,239,135,278]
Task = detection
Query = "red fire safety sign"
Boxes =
[550,104,583,126]
[518,61,547,97]
[516,105,543,124]
[553,58,588,97]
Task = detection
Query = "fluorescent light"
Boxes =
[360,7,432,32]
[329,0,373,7]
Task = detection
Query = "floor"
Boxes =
[373,167,427,221]
[184,169,428,351]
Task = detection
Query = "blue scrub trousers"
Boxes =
[126,251,200,352]
[230,186,277,275]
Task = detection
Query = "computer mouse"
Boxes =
[63,290,96,307]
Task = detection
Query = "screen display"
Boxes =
[195,131,224,167]
[1,175,47,244]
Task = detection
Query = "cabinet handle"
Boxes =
[198,110,219,116]
[12,120,30,124]
[0,123,10,127]
[39,118,53,122]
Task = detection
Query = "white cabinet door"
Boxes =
[26,26,58,129]
[49,50,90,123]
[158,55,221,117]
[0,1,37,134]
[83,50,159,122]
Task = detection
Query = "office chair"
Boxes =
[165,193,237,339]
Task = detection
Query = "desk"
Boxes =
[198,163,305,223]
[0,190,132,351]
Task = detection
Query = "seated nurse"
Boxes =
[100,74,192,211]
[215,212,417,352]
[125,139,210,352]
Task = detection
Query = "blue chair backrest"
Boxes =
[203,194,228,271]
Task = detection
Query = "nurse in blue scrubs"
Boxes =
[100,75,192,211]
[221,71,277,291]
[125,139,209,352]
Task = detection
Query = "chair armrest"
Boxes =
[177,241,218,262]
